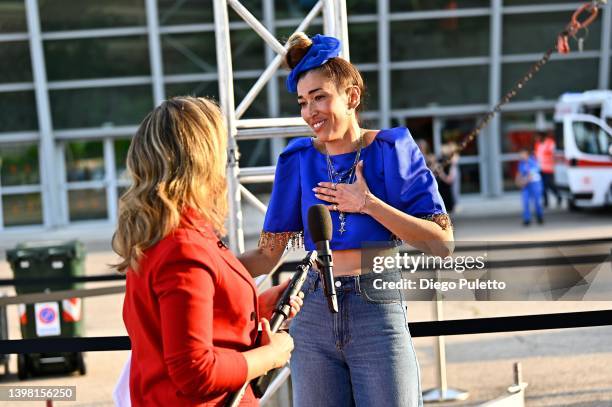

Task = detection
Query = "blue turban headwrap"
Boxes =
[285,34,342,93]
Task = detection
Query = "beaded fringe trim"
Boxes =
[391,213,453,245]
[422,213,453,231]
[258,215,450,250]
[258,231,304,250]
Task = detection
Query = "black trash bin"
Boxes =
[6,240,87,380]
[0,293,10,377]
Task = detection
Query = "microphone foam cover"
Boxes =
[308,204,333,243]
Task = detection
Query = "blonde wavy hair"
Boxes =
[112,96,228,273]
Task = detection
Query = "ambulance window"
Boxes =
[582,106,601,118]
[597,128,611,155]
[573,121,608,155]
[554,122,564,149]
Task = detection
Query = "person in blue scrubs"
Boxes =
[516,148,544,225]
[239,33,454,407]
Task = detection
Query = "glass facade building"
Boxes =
[0,0,609,229]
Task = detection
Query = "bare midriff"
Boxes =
[332,246,398,276]
[331,249,363,276]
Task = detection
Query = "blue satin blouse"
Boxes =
[262,127,447,251]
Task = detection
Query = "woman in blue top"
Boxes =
[240,32,453,407]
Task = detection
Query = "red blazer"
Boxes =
[123,209,259,406]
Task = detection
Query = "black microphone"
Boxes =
[308,204,338,313]
[267,250,317,332]
[225,251,317,406]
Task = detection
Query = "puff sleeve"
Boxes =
[380,128,452,230]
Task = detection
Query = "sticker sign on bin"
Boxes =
[34,302,61,337]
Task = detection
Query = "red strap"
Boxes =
[557,35,570,54]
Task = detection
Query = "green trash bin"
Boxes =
[6,240,87,379]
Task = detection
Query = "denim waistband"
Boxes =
[306,269,401,295]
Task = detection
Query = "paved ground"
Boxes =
[0,196,610,406]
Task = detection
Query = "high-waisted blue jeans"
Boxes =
[289,270,423,407]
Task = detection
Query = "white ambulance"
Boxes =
[553,90,612,209]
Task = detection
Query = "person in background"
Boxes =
[434,143,459,214]
[448,142,461,210]
[534,131,561,208]
[416,138,435,168]
[516,147,544,226]
[114,96,302,406]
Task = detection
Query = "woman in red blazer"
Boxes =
[113,96,301,406]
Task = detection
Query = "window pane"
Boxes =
[0,1,27,33]
[349,23,378,64]
[391,66,488,109]
[0,92,38,132]
[68,188,107,221]
[3,193,43,227]
[0,142,40,186]
[276,1,318,19]
[65,141,105,182]
[442,117,479,156]
[39,0,146,31]
[232,30,265,71]
[501,112,536,153]
[503,12,601,54]
[459,163,481,194]
[0,42,32,83]
[391,17,489,60]
[239,139,271,167]
[228,0,262,21]
[165,82,219,101]
[362,71,379,111]
[158,0,214,25]
[347,1,377,15]
[50,85,153,128]
[235,78,269,119]
[164,30,262,74]
[114,139,131,182]
[162,33,217,75]
[278,76,299,117]
[502,160,520,191]
[45,36,150,81]
[502,59,598,102]
[391,0,489,12]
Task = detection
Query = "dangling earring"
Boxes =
[346,109,352,116]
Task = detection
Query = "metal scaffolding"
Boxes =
[212,0,350,253]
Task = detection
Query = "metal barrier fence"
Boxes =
[1,309,611,354]
[0,237,609,405]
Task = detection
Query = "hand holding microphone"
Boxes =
[259,318,294,369]
[266,250,315,331]
[308,204,338,314]
[225,251,316,406]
